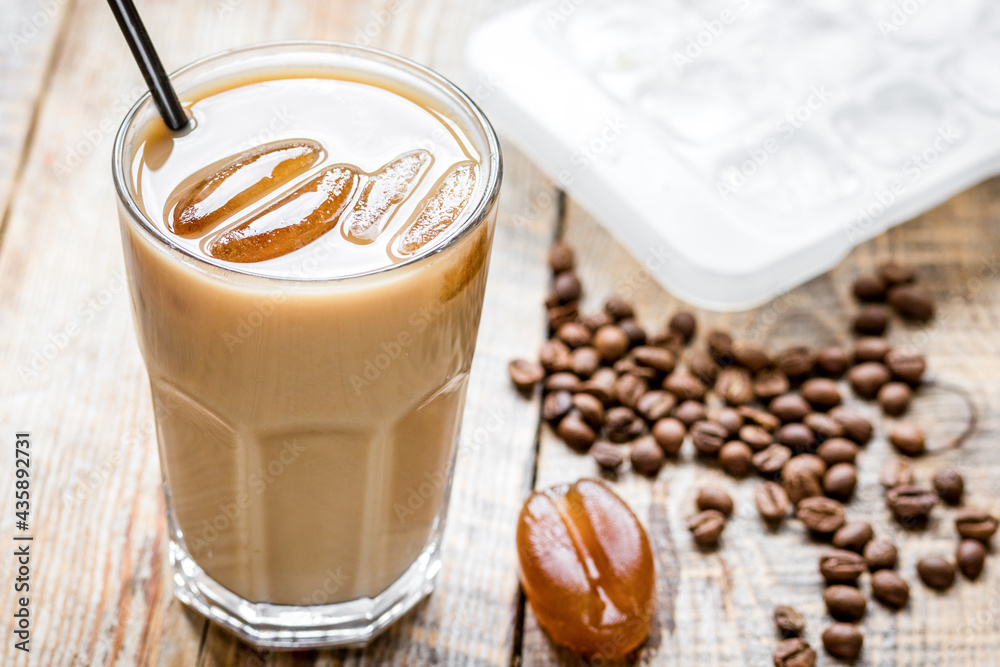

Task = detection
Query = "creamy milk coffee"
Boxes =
[117,51,498,617]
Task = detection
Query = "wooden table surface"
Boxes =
[1,1,999,665]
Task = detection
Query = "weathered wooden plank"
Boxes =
[521,183,1000,665]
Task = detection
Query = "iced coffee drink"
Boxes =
[112,43,501,648]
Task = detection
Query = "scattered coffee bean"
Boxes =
[651,418,686,456]
[819,549,867,584]
[690,420,728,457]
[879,457,914,488]
[932,468,964,505]
[732,341,770,371]
[578,367,617,405]
[632,345,677,375]
[776,423,816,453]
[614,373,648,410]
[864,538,899,570]
[688,509,726,546]
[753,445,793,477]
[590,441,624,471]
[769,393,812,423]
[775,346,816,380]
[572,393,605,429]
[817,438,859,466]
[547,241,574,272]
[885,350,926,384]
[888,284,935,322]
[508,359,545,392]
[956,539,987,579]
[792,453,828,478]
[885,485,938,523]
[688,350,721,384]
[547,301,579,331]
[853,273,888,302]
[783,459,823,505]
[697,486,734,516]
[544,371,581,393]
[853,335,892,363]
[797,496,846,533]
[720,441,753,477]
[594,325,629,362]
[816,346,850,378]
[668,311,697,342]
[824,585,867,622]
[552,271,582,304]
[542,391,573,422]
[716,407,744,437]
[673,399,708,426]
[556,321,592,348]
[753,367,790,400]
[889,421,925,456]
[579,310,613,332]
[773,638,816,667]
[605,406,645,443]
[871,569,909,608]
[773,605,806,637]
[822,623,863,661]
[557,413,596,451]
[618,318,646,347]
[739,424,773,451]
[716,367,755,405]
[832,521,873,552]
[756,482,790,522]
[803,412,844,441]
[801,378,841,411]
[539,338,572,373]
[853,305,890,336]
[848,361,891,399]
[630,437,665,476]
[829,407,873,445]
[823,463,857,500]
[878,382,912,416]
[604,296,634,321]
[663,372,707,402]
[739,406,782,432]
[955,508,999,542]
[570,346,600,377]
[706,330,733,362]
[636,390,676,423]
[878,261,915,286]
[917,555,955,590]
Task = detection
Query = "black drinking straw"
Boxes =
[107,0,190,132]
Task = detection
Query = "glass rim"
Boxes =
[111,40,503,285]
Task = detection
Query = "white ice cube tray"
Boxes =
[467,0,1000,309]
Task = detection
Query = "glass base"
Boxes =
[169,540,441,649]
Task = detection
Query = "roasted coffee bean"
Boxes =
[716,407,744,437]
[885,485,937,523]
[878,382,912,416]
[797,496,846,533]
[848,361,891,399]
[688,509,726,546]
[823,463,858,500]
[578,367,617,405]
[773,605,806,637]
[614,373,648,410]
[605,406,645,443]
[885,350,926,384]
[888,284,935,322]
[740,406,782,432]
[830,407,873,445]
[614,357,657,382]
[824,585,867,622]
[917,555,955,590]
[782,460,823,505]
[572,393,606,429]
[652,418,686,456]
[819,549,867,585]
[957,539,987,579]
[548,302,579,330]
[570,346,601,379]
[864,538,899,570]
[673,400,707,426]
[668,311,697,342]
[590,441,624,471]
[739,424,773,451]
[544,372,582,393]
[889,421,925,456]
[853,335,892,363]
[817,438,859,466]
[792,453,827,477]
[832,521,873,552]
[716,367,754,405]
[509,359,545,392]
[594,325,630,362]
[932,468,964,505]
[632,346,677,375]
[776,423,816,453]
[542,391,574,422]
[552,271,582,303]
[773,638,816,667]
[769,393,812,423]
[579,310,613,332]
[775,346,816,380]
[540,338,573,373]
[630,437,665,476]
[651,329,686,356]
[753,445,793,477]
[618,318,647,347]
[803,412,844,441]
[822,623,863,661]
[719,441,754,477]
[816,346,850,378]
[556,322,592,348]
[753,367,790,400]
[879,457,915,488]
[663,372,707,402]
[604,296,634,320]
[878,261,915,286]
[688,349,721,385]
[955,508,999,542]
[871,569,909,608]
[853,273,888,302]
[557,413,596,451]
[756,482,790,522]
[706,330,733,362]
[801,378,842,411]
[636,390,676,423]
[732,341,770,371]
[690,420,728,456]
[853,305,890,336]
[547,241,574,272]
[697,486,734,516]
